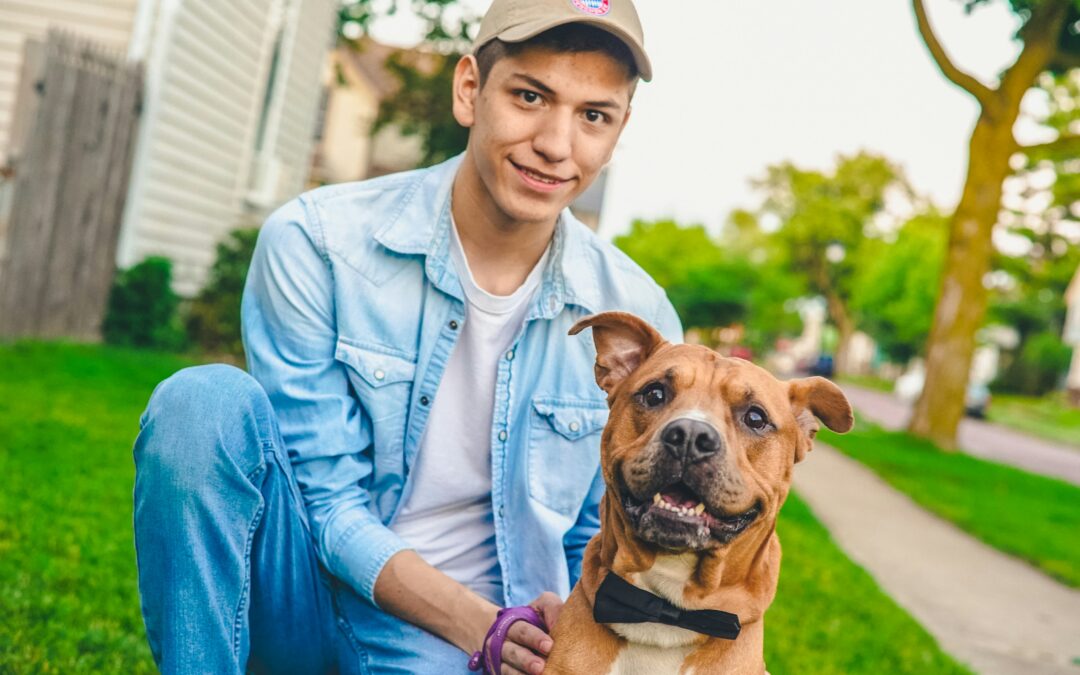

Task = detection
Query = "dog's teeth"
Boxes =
[653,493,662,505]
[694,503,706,515]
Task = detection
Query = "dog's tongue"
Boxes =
[661,483,699,508]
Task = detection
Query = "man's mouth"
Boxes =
[510,161,569,192]
[622,480,763,549]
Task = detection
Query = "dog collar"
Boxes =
[593,572,742,640]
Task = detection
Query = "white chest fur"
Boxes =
[605,553,703,674]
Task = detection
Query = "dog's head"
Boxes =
[571,311,853,553]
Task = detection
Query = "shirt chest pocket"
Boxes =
[528,397,609,518]
[335,339,417,431]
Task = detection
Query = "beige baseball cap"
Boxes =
[472,0,652,82]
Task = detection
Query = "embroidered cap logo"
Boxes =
[569,0,611,17]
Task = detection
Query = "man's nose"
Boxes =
[661,418,723,464]
[532,110,574,163]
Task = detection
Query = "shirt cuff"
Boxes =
[325,509,412,607]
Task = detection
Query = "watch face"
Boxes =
[570,0,611,17]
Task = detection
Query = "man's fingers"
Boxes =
[502,640,544,675]
[500,665,528,675]
[533,591,563,630]
[508,621,553,655]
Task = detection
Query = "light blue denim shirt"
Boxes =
[241,154,681,611]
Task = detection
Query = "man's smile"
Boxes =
[510,160,572,192]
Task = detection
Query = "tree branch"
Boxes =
[1019,134,1080,158]
[1048,50,1080,73]
[999,0,1070,106]
[912,0,995,107]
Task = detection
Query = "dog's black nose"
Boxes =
[661,418,722,463]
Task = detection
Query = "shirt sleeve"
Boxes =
[653,292,684,345]
[241,197,410,606]
[563,464,604,590]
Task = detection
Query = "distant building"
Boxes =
[1065,266,1080,403]
[309,41,425,186]
[0,0,338,295]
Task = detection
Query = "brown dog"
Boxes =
[544,312,854,674]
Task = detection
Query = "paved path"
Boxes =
[794,444,1080,675]
[840,384,1080,486]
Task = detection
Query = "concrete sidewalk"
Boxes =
[794,443,1080,675]
[840,384,1080,486]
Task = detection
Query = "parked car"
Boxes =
[809,354,835,378]
[894,369,991,418]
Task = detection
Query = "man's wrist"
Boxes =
[459,597,500,655]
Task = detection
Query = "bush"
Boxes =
[185,228,259,357]
[996,331,1073,396]
[102,257,187,350]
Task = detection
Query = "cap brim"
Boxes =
[477,16,652,82]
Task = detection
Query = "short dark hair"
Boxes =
[475,23,639,86]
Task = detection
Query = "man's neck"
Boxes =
[451,159,557,297]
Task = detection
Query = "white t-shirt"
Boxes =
[389,219,550,603]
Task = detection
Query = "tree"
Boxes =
[907,0,1079,448]
[851,211,949,363]
[339,0,474,166]
[754,152,910,376]
[614,219,802,353]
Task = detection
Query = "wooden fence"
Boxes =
[0,31,143,340]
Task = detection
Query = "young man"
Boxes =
[133,0,680,673]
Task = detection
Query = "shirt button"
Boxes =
[498,430,507,442]
[449,320,459,330]
[505,350,515,361]
[569,421,580,433]
[498,506,505,517]
[420,395,430,406]
[373,369,385,381]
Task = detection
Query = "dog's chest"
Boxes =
[604,643,696,675]
[605,553,703,674]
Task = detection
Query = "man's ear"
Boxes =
[452,54,480,128]
[787,376,854,463]
[569,312,665,396]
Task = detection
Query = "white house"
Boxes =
[1065,266,1080,402]
[0,0,338,295]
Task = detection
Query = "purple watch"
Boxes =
[467,606,548,675]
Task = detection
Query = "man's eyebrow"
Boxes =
[511,73,556,96]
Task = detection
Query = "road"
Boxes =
[839,384,1080,486]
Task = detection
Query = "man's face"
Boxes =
[453,46,634,227]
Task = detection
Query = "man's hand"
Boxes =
[499,592,563,675]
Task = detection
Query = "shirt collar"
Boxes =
[373,153,602,319]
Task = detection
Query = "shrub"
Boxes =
[996,331,1073,396]
[185,228,259,357]
[102,256,187,350]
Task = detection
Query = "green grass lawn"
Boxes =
[838,374,894,393]
[985,392,1080,449]
[820,419,1080,588]
[0,343,968,673]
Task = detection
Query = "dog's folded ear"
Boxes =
[787,376,854,462]
[570,312,665,396]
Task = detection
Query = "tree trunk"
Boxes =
[826,292,856,378]
[907,114,1015,449]
[907,0,1068,449]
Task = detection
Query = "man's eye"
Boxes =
[637,383,667,409]
[743,407,770,431]
[584,110,607,124]
[518,90,541,104]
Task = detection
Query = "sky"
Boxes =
[367,0,1038,240]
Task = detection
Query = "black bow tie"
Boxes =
[593,572,741,640]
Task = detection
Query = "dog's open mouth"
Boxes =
[621,480,762,550]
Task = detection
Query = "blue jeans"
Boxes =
[133,364,471,674]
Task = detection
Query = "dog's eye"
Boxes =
[637,382,667,409]
[744,407,769,430]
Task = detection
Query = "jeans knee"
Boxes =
[137,364,272,487]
